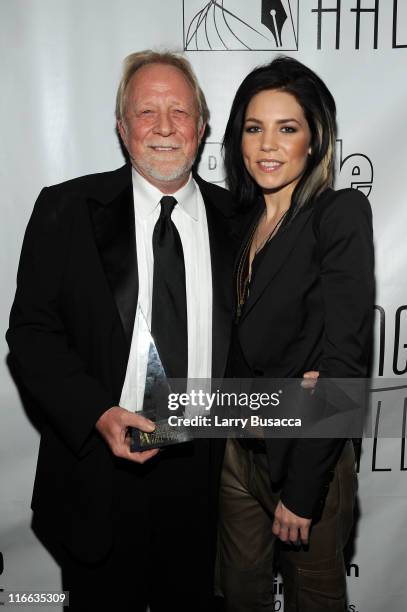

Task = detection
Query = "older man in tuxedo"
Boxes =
[7,51,236,611]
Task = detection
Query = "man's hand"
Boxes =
[272,500,311,545]
[301,370,319,390]
[95,406,159,464]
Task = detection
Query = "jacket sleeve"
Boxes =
[6,187,115,457]
[280,188,374,518]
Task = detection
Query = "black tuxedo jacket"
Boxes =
[232,187,374,518]
[7,164,237,561]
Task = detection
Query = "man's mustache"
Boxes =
[147,143,182,149]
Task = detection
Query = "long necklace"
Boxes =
[235,209,288,321]
[253,209,288,256]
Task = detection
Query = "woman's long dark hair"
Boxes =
[223,56,337,217]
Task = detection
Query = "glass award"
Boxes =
[130,307,192,452]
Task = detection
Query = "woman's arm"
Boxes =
[280,188,374,520]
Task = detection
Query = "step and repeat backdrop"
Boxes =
[1,1,406,610]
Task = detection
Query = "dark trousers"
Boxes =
[37,442,217,611]
[217,439,357,612]
[60,496,213,611]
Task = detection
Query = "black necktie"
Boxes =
[151,196,188,380]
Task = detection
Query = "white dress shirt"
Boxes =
[119,168,212,413]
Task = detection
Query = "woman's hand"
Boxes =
[272,500,311,545]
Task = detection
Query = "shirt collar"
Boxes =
[132,168,198,221]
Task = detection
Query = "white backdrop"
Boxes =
[1,1,407,610]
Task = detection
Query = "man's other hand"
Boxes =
[301,370,319,390]
[95,406,159,463]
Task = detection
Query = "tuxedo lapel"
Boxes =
[88,165,138,347]
[88,168,236,376]
[240,207,314,322]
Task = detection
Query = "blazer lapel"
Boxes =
[88,165,138,347]
[240,206,314,322]
[232,199,264,277]
[196,177,236,379]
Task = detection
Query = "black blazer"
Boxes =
[6,164,237,561]
[232,187,374,518]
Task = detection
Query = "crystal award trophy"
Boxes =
[130,307,192,452]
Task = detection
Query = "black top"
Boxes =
[226,187,374,517]
[227,228,276,378]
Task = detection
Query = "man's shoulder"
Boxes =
[44,164,131,201]
[193,173,236,218]
[30,165,131,225]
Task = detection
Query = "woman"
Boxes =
[218,56,374,611]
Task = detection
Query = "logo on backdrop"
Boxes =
[346,562,360,611]
[183,0,299,51]
[374,305,407,377]
[347,563,359,579]
[335,139,373,198]
[196,139,374,193]
[197,141,225,184]
[366,301,407,475]
[184,1,407,51]
[311,0,407,49]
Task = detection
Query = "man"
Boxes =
[7,51,236,611]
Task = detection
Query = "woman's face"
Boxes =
[241,89,312,200]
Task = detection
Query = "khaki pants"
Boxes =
[217,439,357,612]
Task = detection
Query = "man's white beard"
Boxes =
[133,157,195,184]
